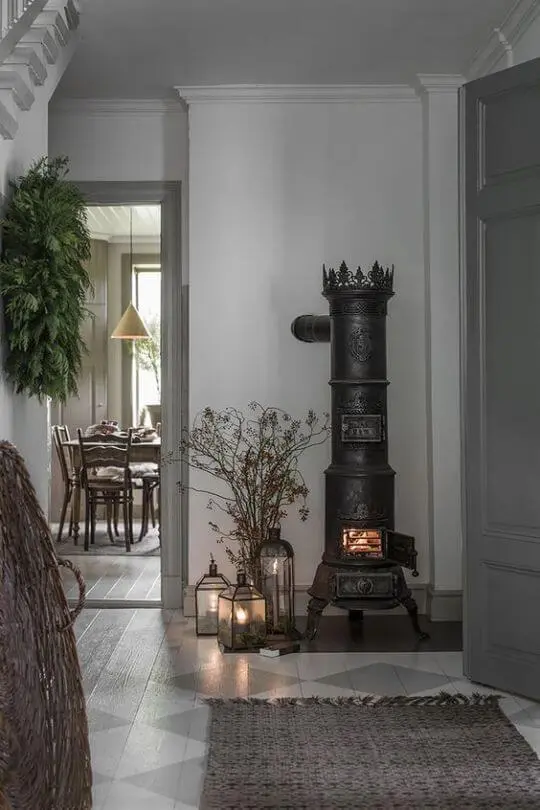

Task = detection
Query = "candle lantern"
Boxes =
[195,555,230,636]
[259,527,295,635]
[217,572,267,651]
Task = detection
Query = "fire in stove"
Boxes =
[342,528,383,558]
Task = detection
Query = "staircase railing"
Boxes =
[0,0,48,60]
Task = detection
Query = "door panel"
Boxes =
[484,212,540,533]
[464,56,540,699]
[49,239,109,520]
[485,562,540,657]
[484,84,540,180]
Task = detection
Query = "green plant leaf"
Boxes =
[0,156,92,402]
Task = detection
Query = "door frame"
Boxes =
[458,83,469,671]
[77,181,188,610]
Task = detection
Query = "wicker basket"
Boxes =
[0,442,92,809]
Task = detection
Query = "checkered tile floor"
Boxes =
[81,610,540,810]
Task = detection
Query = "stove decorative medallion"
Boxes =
[291,261,429,641]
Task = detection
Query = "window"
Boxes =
[132,265,161,424]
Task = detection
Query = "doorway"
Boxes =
[49,182,187,610]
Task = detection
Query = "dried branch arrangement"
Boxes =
[179,402,330,582]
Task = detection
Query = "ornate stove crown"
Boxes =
[322,261,394,293]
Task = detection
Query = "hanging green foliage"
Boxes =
[0,156,92,402]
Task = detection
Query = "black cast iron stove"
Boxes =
[292,261,429,641]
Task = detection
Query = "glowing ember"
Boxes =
[342,528,383,557]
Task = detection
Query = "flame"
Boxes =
[235,606,248,624]
[272,558,279,575]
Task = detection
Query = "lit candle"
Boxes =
[235,605,248,625]
[272,558,279,630]
[208,592,218,613]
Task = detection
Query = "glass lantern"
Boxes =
[195,555,230,636]
[259,527,295,635]
[217,572,267,651]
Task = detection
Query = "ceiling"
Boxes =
[86,205,161,241]
[56,0,517,99]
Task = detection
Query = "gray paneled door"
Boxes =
[463,57,540,700]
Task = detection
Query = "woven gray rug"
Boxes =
[201,694,540,809]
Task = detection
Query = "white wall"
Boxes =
[188,98,429,590]
[49,101,188,183]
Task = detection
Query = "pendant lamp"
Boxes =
[110,207,151,340]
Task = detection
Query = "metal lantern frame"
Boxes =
[217,572,267,652]
[259,527,296,636]
[195,556,230,636]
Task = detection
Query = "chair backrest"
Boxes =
[77,429,133,485]
[52,425,73,485]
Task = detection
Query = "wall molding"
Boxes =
[466,0,540,79]
[49,97,185,115]
[183,582,429,619]
[416,74,466,93]
[87,230,161,245]
[175,84,419,105]
[426,586,463,622]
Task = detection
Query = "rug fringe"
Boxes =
[204,691,502,707]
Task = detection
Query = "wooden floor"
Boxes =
[60,555,161,603]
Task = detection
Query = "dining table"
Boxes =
[62,437,161,543]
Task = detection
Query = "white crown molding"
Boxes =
[109,234,160,245]
[175,84,418,104]
[50,98,185,116]
[416,74,466,93]
[87,229,111,242]
[466,0,540,79]
[88,231,160,244]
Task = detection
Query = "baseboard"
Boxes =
[426,586,463,622]
[161,574,185,610]
[183,582,429,619]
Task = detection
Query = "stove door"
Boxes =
[386,531,418,575]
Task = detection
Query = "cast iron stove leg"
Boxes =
[400,594,430,641]
[304,596,328,641]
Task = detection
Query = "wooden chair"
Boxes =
[52,425,76,544]
[77,429,135,552]
[108,471,159,543]
[138,471,160,542]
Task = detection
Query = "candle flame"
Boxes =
[235,606,248,624]
[272,558,278,574]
